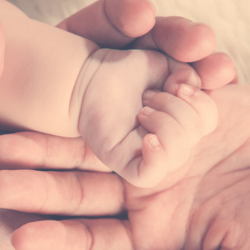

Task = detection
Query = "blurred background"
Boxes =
[6,0,250,85]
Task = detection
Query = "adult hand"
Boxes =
[0,21,4,76]
[0,0,235,170]
[58,0,236,90]
[124,84,250,249]
[56,0,235,188]
[0,209,51,250]
[0,0,239,249]
[0,84,250,250]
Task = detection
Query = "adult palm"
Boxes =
[0,84,250,250]
[0,0,244,248]
[126,84,250,250]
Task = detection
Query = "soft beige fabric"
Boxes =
[6,0,250,85]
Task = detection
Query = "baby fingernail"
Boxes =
[180,84,196,96]
[148,135,160,148]
[143,90,157,101]
[140,106,154,116]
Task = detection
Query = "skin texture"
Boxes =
[77,48,218,187]
[0,21,4,76]
[0,0,235,187]
[0,0,239,249]
[0,0,98,136]
[57,0,235,82]
[0,84,249,250]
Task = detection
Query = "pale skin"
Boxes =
[0,84,246,250]
[0,0,240,249]
[1,84,250,250]
[0,0,235,187]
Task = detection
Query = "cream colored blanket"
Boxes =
[7,0,250,85]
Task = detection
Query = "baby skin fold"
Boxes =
[0,0,218,187]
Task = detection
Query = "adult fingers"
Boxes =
[130,17,236,90]
[0,21,5,76]
[0,170,124,216]
[131,16,216,62]
[58,1,219,69]
[192,52,237,89]
[0,131,110,172]
[164,56,201,93]
[164,53,236,92]
[57,0,155,48]
[12,219,132,250]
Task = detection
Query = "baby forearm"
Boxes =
[0,0,98,136]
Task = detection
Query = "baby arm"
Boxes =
[0,0,98,135]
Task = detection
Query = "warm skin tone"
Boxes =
[1,84,250,250]
[0,21,4,76]
[0,0,235,187]
[0,0,240,249]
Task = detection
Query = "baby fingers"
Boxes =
[176,84,218,136]
[0,170,124,216]
[135,86,218,187]
[141,85,217,147]
[135,107,190,187]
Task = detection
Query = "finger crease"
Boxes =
[36,172,50,213]
[41,134,49,169]
[73,172,84,213]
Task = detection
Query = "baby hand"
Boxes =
[78,49,217,188]
[137,85,217,187]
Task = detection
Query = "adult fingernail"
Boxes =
[180,84,196,96]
